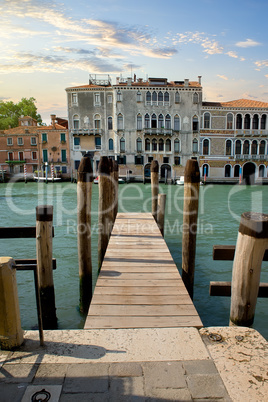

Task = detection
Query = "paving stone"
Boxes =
[0,383,28,402]
[63,363,109,393]
[183,360,218,375]
[143,361,186,392]
[21,384,62,402]
[109,362,143,377]
[60,393,109,401]
[145,387,192,400]
[186,374,230,399]
[0,363,38,383]
[109,376,145,399]
[33,363,68,384]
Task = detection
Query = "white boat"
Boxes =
[176,176,184,185]
[34,176,61,182]
[94,176,125,184]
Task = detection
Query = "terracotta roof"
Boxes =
[3,127,38,135]
[203,99,268,109]
[38,123,67,130]
[66,81,201,90]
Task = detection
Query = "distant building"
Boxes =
[66,74,268,183]
[0,115,71,180]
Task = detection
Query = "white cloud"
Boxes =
[255,60,268,68]
[217,74,228,81]
[226,51,238,59]
[235,38,261,48]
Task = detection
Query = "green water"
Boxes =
[0,181,267,339]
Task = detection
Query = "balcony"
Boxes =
[71,128,103,135]
[144,128,173,136]
[234,130,268,137]
[234,154,268,161]
[5,160,25,164]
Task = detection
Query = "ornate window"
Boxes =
[244,114,250,130]
[158,114,164,128]
[193,138,198,153]
[175,92,180,103]
[136,137,142,152]
[174,115,180,131]
[236,114,242,129]
[251,140,258,155]
[151,113,157,129]
[120,137,125,152]
[117,90,122,102]
[145,113,150,128]
[227,113,233,129]
[166,138,171,152]
[117,114,124,130]
[174,139,180,153]
[225,165,231,178]
[145,138,150,151]
[261,114,267,130]
[136,91,142,102]
[159,138,164,151]
[253,114,259,130]
[204,112,210,129]
[152,138,157,151]
[137,114,142,130]
[158,91,163,104]
[146,91,151,103]
[164,91,169,103]
[243,140,250,155]
[165,114,171,129]
[235,140,242,155]
[203,139,209,155]
[226,139,232,155]
[260,140,266,155]
[73,114,79,129]
[109,138,114,151]
[108,116,113,130]
[94,114,101,129]
[152,91,157,104]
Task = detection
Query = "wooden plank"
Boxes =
[210,281,268,297]
[213,245,268,261]
[93,286,188,295]
[0,227,54,238]
[99,272,179,279]
[15,259,57,270]
[84,315,203,329]
[96,279,183,287]
[91,294,192,305]
[88,304,198,316]
[100,265,178,273]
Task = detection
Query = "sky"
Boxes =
[0,0,267,124]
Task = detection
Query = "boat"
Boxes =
[176,176,184,185]
[94,176,125,184]
[34,176,61,182]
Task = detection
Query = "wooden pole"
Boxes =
[77,155,93,313]
[36,205,57,329]
[0,257,24,350]
[151,160,159,222]
[111,160,119,224]
[181,159,200,299]
[230,212,268,326]
[98,156,112,272]
[157,193,166,237]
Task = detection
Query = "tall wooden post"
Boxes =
[151,160,159,222]
[181,159,200,299]
[36,205,57,329]
[157,193,166,237]
[230,212,268,326]
[98,156,112,272]
[111,160,119,223]
[77,155,93,313]
[0,257,24,350]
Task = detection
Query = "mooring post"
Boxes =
[181,159,200,299]
[157,193,166,237]
[98,156,112,272]
[36,205,57,329]
[111,160,119,224]
[77,155,93,313]
[151,160,159,222]
[230,212,268,326]
[0,257,24,350]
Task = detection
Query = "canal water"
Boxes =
[0,181,267,339]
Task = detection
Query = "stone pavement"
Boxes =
[0,327,267,401]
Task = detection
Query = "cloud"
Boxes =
[217,74,228,81]
[255,60,268,68]
[226,51,238,59]
[235,39,261,48]
[201,40,223,55]
[265,75,268,78]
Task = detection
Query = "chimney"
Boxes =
[127,77,132,86]
[116,77,120,85]
[198,76,202,85]
[51,114,56,129]
[184,79,189,87]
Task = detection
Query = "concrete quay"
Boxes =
[0,326,267,401]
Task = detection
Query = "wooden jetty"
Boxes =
[84,212,202,329]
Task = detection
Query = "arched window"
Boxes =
[117,113,124,130]
[259,165,265,178]
[193,93,198,103]
[73,114,79,129]
[166,138,171,152]
[226,139,232,155]
[145,113,150,128]
[243,140,250,155]
[234,165,240,177]
[244,114,250,129]
[204,112,210,129]
[261,114,267,130]
[136,137,142,152]
[151,113,157,129]
[260,140,266,155]
[145,138,150,151]
[235,140,241,155]
[137,114,142,130]
[174,115,180,131]
[203,139,209,155]
[174,139,180,153]
[175,92,180,103]
[193,138,198,153]
[120,137,125,152]
[94,114,101,129]
[152,91,157,103]
[165,114,171,129]
[108,116,113,130]
[225,165,231,178]
[252,114,259,130]
[152,138,157,151]
[117,90,122,101]
[136,91,142,102]
[109,138,114,151]
[193,116,198,131]
[146,91,151,103]
[164,91,169,103]
[158,91,163,104]
[202,164,209,177]
[236,114,242,129]
[159,138,164,151]
[251,140,258,155]
[158,114,164,128]
[227,113,233,129]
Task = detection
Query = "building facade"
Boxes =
[66,74,268,183]
[0,115,71,180]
